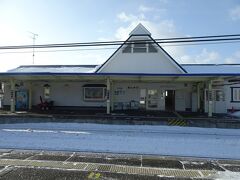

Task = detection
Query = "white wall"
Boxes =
[113,82,190,111]
[99,36,184,74]
[3,80,195,112]
[3,81,107,107]
[100,53,183,74]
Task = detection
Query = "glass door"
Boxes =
[147,89,159,110]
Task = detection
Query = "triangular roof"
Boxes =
[129,23,151,36]
[96,24,187,74]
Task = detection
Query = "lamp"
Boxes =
[43,84,50,88]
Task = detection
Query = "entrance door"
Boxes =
[165,90,175,111]
[147,89,159,110]
[204,89,226,113]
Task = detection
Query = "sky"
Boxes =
[0,0,240,72]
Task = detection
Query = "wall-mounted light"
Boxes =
[43,84,50,88]
[15,84,20,88]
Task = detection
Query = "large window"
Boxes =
[231,87,240,102]
[122,42,158,53]
[83,84,106,101]
[133,43,147,53]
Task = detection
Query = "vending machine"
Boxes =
[15,90,28,110]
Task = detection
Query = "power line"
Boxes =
[1,39,240,55]
[0,34,240,50]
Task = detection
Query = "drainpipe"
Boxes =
[110,81,114,112]
[10,79,15,113]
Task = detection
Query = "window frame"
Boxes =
[148,43,158,53]
[122,41,158,53]
[83,85,107,101]
[133,43,147,53]
[231,87,240,102]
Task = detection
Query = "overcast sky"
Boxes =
[0,0,240,72]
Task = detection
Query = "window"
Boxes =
[133,43,147,53]
[215,90,225,101]
[231,87,240,102]
[83,84,106,101]
[122,41,158,53]
[205,90,225,101]
[148,43,158,52]
[122,44,132,53]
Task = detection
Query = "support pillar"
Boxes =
[197,83,201,111]
[110,81,114,112]
[28,82,32,110]
[10,79,15,113]
[106,78,111,114]
[208,81,213,117]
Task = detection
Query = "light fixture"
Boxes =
[43,84,50,88]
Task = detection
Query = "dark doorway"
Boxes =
[165,90,175,111]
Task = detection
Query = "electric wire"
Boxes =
[0,34,240,50]
[0,39,240,55]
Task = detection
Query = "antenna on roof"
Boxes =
[28,31,38,65]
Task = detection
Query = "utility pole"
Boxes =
[28,32,38,64]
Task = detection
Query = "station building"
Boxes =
[1,24,240,117]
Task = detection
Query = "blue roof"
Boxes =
[182,64,240,74]
[5,64,240,75]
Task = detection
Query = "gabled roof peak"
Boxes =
[129,23,151,36]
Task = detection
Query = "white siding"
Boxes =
[3,82,107,107]
[112,82,188,111]
[98,36,184,74]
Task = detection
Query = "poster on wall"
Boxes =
[16,90,28,110]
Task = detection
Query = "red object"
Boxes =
[38,96,53,110]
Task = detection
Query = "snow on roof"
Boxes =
[5,64,240,75]
[8,65,99,73]
[181,64,240,74]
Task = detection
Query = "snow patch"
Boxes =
[1,129,91,135]
[61,131,91,135]
[211,171,240,180]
